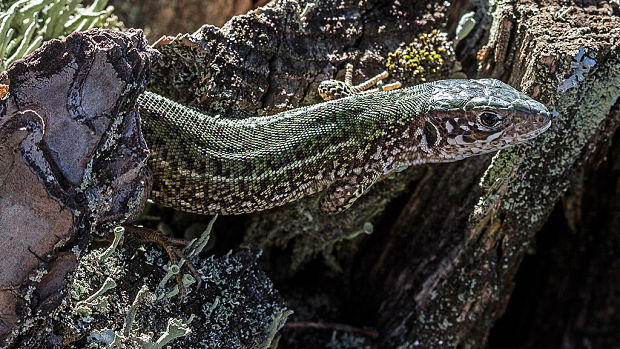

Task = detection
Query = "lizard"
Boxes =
[0,65,551,294]
[0,56,550,302]
[137,66,551,216]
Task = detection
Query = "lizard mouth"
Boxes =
[514,120,551,142]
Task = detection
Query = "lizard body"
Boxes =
[138,78,550,215]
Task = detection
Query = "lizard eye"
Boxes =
[478,112,501,128]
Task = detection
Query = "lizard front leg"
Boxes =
[318,63,401,101]
[320,169,382,215]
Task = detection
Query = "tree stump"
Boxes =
[1,0,618,347]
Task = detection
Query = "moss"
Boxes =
[385,30,456,85]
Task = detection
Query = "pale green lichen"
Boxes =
[479,46,620,223]
[455,11,477,41]
[343,221,374,240]
[325,332,374,349]
[71,247,125,301]
[27,268,47,282]
[162,274,195,300]
[98,226,124,261]
[259,309,294,349]
[122,284,151,337]
[185,214,217,259]
[62,238,287,348]
[296,2,317,31]
[86,282,194,347]
[140,315,194,349]
[89,311,194,348]
[75,277,117,314]
[157,260,183,290]
[408,45,620,349]
[0,0,124,70]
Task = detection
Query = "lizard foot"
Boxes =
[318,63,402,101]
[320,170,381,215]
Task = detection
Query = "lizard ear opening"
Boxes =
[423,120,439,147]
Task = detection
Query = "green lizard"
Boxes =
[137,70,550,216]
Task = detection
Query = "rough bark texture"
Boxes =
[490,119,620,348]
[0,29,287,348]
[128,1,619,347]
[354,1,620,348]
[0,28,154,343]
[104,0,620,347]
[137,0,454,276]
[1,0,619,347]
[109,0,261,43]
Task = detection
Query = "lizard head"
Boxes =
[422,78,550,161]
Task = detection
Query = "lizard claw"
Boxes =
[318,63,402,101]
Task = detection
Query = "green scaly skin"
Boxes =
[138,78,550,215]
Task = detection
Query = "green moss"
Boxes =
[385,30,456,85]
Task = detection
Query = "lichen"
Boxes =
[98,226,124,261]
[385,30,456,85]
[186,214,217,259]
[58,234,288,348]
[447,41,620,349]
[325,332,374,349]
[455,11,477,42]
[74,277,117,314]
[0,0,124,70]
[480,46,620,221]
[557,46,596,92]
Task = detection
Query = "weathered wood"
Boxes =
[490,116,620,348]
[0,29,288,348]
[113,0,620,347]
[355,1,620,347]
[2,0,619,347]
[0,28,155,344]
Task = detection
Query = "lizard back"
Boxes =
[138,86,431,214]
[138,79,550,215]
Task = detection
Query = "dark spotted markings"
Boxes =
[138,78,550,215]
[423,120,438,147]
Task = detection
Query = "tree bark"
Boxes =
[354,1,620,348]
[99,0,620,347]
[1,0,619,347]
